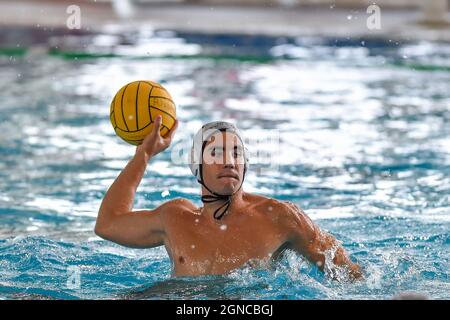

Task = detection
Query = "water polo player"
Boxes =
[95,117,362,279]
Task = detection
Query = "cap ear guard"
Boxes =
[188,124,205,182]
[241,145,250,171]
[188,144,201,182]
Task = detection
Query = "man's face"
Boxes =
[201,131,245,195]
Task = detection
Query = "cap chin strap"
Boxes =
[198,141,247,220]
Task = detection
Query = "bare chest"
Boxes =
[163,211,286,276]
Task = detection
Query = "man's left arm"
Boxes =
[281,202,363,281]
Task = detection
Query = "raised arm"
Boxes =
[281,202,363,281]
[94,115,178,248]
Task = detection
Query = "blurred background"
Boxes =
[1,1,449,37]
[0,0,449,299]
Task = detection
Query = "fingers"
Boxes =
[150,115,178,142]
[166,119,179,141]
[151,115,163,137]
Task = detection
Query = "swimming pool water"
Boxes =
[0,27,449,299]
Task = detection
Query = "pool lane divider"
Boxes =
[0,47,27,56]
[1,46,449,72]
[46,48,278,63]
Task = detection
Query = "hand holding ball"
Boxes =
[110,80,177,146]
[136,114,178,158]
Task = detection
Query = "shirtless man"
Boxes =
[95,116,362,280]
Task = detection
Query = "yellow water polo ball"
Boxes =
[110,80,177,145]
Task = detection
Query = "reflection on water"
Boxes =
[0,27,449,299]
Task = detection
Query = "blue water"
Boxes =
[0,27,449,299]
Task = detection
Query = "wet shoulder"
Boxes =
[245,193,290,215]
[159,198,197,217]
[245,193,308,225]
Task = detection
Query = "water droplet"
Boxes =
[220,224,227,231]
[329,4,335,9]
[191,244,196,249]
[402,55,408,59]
[268,206,273,211]
[128,115,134,120]
[161,190,170,197]
[195,218,199,223]
[361,40,365,46]
[347,15,353,20]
